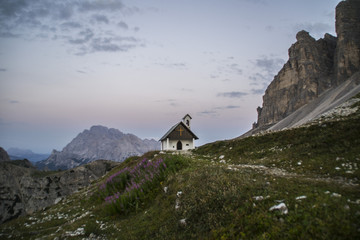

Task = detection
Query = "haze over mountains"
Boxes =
[36,125,160,170]
[7,148,49,162]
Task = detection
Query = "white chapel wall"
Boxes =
[162,139,194,151]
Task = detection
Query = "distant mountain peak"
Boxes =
[89,125,113,132]
[36,125,160,170]
[7,147,35,155]
[6,147,49,162]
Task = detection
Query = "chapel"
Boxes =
[159,114,199,151]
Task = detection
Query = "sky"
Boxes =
[0,0,341,153]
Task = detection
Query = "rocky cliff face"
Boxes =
[36,125,160,170]
[0,147,10,162]
[0,160,119,224]
[255,0,360,129]
[334,0,360,84]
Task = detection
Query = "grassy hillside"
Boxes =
[1,95,359,239]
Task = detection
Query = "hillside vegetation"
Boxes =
[1,94,360,239]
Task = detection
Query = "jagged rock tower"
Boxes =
[254,0,360,130]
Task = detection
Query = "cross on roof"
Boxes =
[176,127,184,136]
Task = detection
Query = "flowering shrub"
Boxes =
[98,158,167,214]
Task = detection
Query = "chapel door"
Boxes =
[177,141,182,150]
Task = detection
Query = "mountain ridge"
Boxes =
[36,125,160,170]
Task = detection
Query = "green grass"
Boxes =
[194,116,360,183]
[2,154,359,239]
[1,97,360,239]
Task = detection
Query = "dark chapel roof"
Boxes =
[159,121,199,141]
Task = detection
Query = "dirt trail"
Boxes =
[225,163,359,187]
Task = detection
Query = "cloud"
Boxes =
[92,42,122,52]
[251,88,266,95]
[92,14,109,24]
[68,28,94,45]
[229,63,243,75]
[223,105,240,109]
[254,56,284,75]
[249,55,285,95]
[0,0,142,55]
[0,0,28,17]
[0,68,7,72]
[197,110,218,116]
[156,61,187,70]
[214,105,241,110]
[67,33,141,55]
[217,92,248,98]
[77,0,125,12]
[249,73,269,95]
[118,21,129,30]
[198,105,241,117]
[156,99,179,107]
[61,21,82,29]
[90,36,139,53]
[54,4,73,20]
[171,63,186,68]
[221,79,231,82]
[1,98,19,104]
[208,59,243,82]
[265,25,274,32]
[0,31,20,38]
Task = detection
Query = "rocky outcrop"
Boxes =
[254,0,360,129]
[334,0,360,84]
[256,31,337,127]
[0,147,10,162]
[36,125,160,170]
[0,160,119,224]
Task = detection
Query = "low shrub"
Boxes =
[98,155,189,215]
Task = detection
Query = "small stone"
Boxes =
[295,195,307,200]
[179,218,186,226]
[331,193,341,198]
[253,196,264,201]
[269,203,288,215]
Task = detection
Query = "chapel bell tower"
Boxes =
[182,114,192,129]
